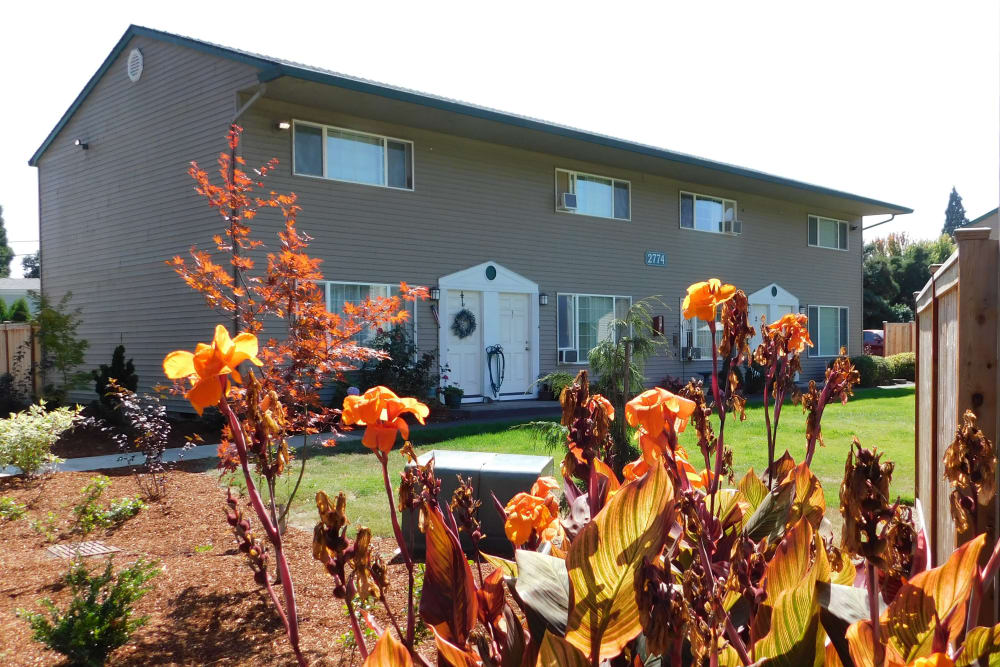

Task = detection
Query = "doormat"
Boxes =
[46,541,122,559]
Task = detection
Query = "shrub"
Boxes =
[31,291,90,404]
[8,297,30,322]
[358,326,436,399]
[0,496,27,521]
[540,371,576,397]
[886,351,916,381]
[0,299,7,321]
[0,371,30,417]
[0,402,80,475]
[18,557,159,666]
[657,374,685,393]
[847,354,891,387]
[92,345,138,413]
[72,475,145,533]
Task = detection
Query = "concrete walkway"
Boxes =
[1,408,560,477]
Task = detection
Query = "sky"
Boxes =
[1,1,997,278]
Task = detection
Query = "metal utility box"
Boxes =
[401,449,554,558]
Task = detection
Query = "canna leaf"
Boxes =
[481,552,518,578]
[738,468,769,512]
[818,581,871,667]
[824,641,848,667]
[433,626,482,667]
[364,630,413,666]
[536,631,589,666]
[881,533,986,662]
[785,462,826,529]
[845,620,876,667]
[514,550,571,636]
[565,460,674,661]
[743,476,796,542]
[420,503,478,646]
[957,623,1000,666]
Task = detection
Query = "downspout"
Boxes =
[228,82,267,330]
[862,213,897,232]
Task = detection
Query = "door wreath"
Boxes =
[451,309,477,339]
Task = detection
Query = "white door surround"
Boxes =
[747,283,799,349]
[438,262,540,402]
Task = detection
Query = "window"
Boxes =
[323,281,416,342]
[679,309,721,360]
[555,169,630,220]
[293,121,414,190]
[680,191,740,234]
[557,294,631,363]
[807,305,848,357]
[808,215,848,250]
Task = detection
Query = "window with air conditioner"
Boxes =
[557,294,631,363]
[323,281,416,343]
[679,191,740,234]
[293,121,414,190]
[555,169,630,220]
[808,215,848,250]
[679,306,721,360]
[807,305,848,357]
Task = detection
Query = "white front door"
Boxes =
[749,303,796,349]
[446,290,483,398]
[497,292,532,396]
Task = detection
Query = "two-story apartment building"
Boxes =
[30,26,911,407]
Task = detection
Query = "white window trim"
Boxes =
[679,190,740,235]
[554,168,631,222]
[556,292,632,365]
[807,214,849,252]
[292,120,415,191]
[321,280,418,342]
[808,304,849,357]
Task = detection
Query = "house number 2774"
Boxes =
[645,251,666,267]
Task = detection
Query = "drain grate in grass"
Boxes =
[46,541,122,559]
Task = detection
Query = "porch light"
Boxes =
[539,293,549,306]
[275,121,291,130]
[430,287,441,301]
[73,139,89,150]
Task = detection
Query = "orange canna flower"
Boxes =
[626,388,697,439]
[909,654,954,667]
[769,312,813,354]
[530,476,560,498]
[682,279,737,321]
[504,492,556,546]
[623,457,650,483]
[341,386,430,454]
[163,324,263,414]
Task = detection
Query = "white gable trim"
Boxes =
[438,261,538,294]
[747,282,798,309]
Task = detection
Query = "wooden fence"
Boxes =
[914,227,999,621]
[0,323,40,398]
[882,321,915,356]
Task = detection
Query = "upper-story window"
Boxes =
[293,121,414,190]
[808,215,848,250]
[555,169,630,221]
[679,191,740,234]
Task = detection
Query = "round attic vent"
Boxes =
[126,49,143,83]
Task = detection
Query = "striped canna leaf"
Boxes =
[565,460,674,661]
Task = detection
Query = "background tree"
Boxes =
[862,232,954,327]
[21,252,40,279]
[31,291,90,403]
[8,298,30,322]
[942,186,970,237]
[0,205,14,278]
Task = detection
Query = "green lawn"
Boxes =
[222,386,914,538]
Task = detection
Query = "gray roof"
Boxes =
[0,278,39,291]
[30,25,912,215]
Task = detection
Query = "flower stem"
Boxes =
[377,451,417,647]
[868,563,882,667]
[345,595,370,659]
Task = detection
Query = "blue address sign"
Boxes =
[645,251,666,267]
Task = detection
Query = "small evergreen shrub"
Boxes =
[886,352,916,381]
[540,371,576,397]
[0,402,79,475]
[92,345,139,413]
[358,326,436,399]
[8,297,30,322]
[18,557,159,666]
[848,354,892,388]
[0,496,27,521]
[0,299,7,321]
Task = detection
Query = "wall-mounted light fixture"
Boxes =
[539,293,549,306]
[430,287,441,301]
[73,139,89,150]
[275,121,291,131]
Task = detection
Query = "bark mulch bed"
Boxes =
[0,466,421,666]
[50,416,223,459]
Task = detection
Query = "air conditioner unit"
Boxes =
[558,192,578,211]
[683,347,702,361]
[558,349,578,363]
[720,219,743,235]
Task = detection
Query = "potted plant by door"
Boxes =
[441,384,464,409]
